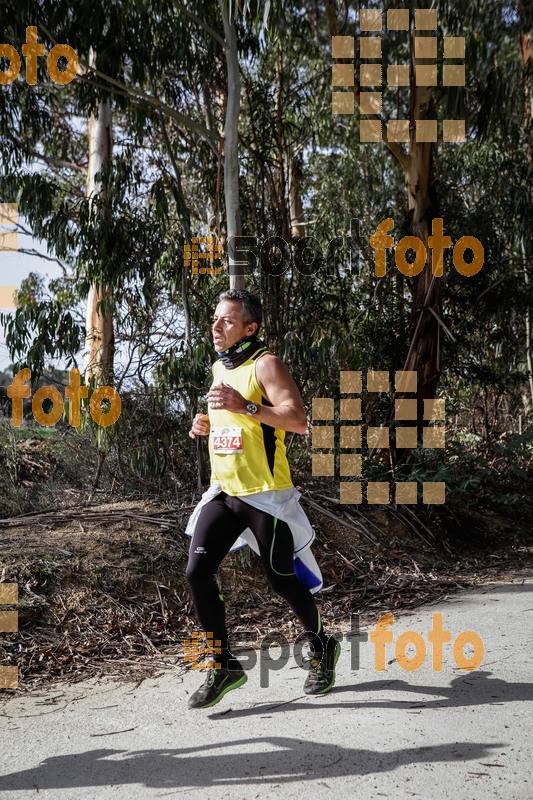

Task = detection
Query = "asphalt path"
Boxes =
[1,577,532,799]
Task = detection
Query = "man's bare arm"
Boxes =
[254,355,307,433]
[206,355,307,434]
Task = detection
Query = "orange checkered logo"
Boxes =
[332,7,466,143]
[184,236,223,276]
[312,370,445,504]
[184,630,222,670]
[0,583,19,689]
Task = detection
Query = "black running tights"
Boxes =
[185,491,327,664]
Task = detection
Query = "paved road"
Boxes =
[1,578,532,799]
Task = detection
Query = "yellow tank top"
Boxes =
[208,349,294,496]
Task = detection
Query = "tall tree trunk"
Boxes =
[175,173,209,488]
[289,152,305,238]
[519,0,533,408]
[519,0,533,166]
[160,116,209,486]
[259,46,288,354]
[84,89,114,382]
[402,96,441,400]
[273,46,291,243]
[324,0,338,38]
[327,3,441,401]
[218,0,244,290]
[401,7,441,402]
[201,83,221,234]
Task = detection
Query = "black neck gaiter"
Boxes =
[216,335,267,369]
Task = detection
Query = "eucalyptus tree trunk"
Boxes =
[402,80,441,401]
[262,43,288,353]
[289,153,305,238]
[84,92,114,382]
[175,175,209,487]
[218,0,244,290]
[518,0,533,407]
[519,0,533,165]
[159,115,209,487]
[327,3,441,399]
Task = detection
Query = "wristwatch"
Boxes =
[245,402,258,416]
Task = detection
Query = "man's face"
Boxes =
[211,300,258,351]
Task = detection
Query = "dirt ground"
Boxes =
[1,492,532,694]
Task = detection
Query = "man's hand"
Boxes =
[189,413,210,439]
[206,383,248,414]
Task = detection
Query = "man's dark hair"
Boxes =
[218,289,262,333]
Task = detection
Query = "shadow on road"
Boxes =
[212,670,533,718]
[0,738,504,791]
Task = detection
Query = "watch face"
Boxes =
[246,403,258,415]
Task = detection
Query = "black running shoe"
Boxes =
[187,661,247,709]
[303,638,341,695]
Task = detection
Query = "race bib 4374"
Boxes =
[211,426,243,454]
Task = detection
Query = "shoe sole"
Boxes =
[188,672,248,709]
[305,641,341,696]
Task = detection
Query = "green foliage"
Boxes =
[407,428,533,514]
[0,0,530,515]
[0,273,84,377]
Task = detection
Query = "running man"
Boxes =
[185,289,340,709]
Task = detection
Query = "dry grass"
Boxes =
[1,492,531,694]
